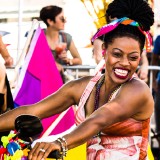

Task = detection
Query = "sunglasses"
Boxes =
[60,17,67,23]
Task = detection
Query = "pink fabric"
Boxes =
[13,27,75,137]
[75,74,102,125]
[27,26,63,98]
[91,17,152,52]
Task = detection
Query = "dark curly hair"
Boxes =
[106,0,154,31]
[40,5,62,27]
[103,0,154,52]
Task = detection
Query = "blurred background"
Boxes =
[0,0,160,157]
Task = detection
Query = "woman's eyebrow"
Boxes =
[112,48,139,54]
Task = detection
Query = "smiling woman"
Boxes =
[0,0,155,160]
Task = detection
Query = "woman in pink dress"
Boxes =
[0,0,154,159]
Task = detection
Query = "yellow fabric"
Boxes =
[46,142,154,159]
[80,0,113,29]
[47,143,86,160]
[148,144,154,160]
[81,0,154,30]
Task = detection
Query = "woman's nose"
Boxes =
[119,57,130,66]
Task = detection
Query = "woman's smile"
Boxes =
[114,68,129,79]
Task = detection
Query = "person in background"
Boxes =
[40,5,82,81]
[151,34,160,133]
[0,0,154,159]
[0,35,14,143]
[0,35,13,67]
[0,35,14,112]
[0,62,14,144]
[137,49,149,82]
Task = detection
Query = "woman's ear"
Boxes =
[102,50,106,56]
[47,19,54,26]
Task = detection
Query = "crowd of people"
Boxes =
[0,0,160,159]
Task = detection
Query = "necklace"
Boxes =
[94,76,121,111]
[94,75,105,110]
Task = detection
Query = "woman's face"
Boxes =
[104,37,141,84]
[50,11,66,30]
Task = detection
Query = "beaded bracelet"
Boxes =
[56,137,68,159]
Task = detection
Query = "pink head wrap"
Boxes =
[92,17,152,52]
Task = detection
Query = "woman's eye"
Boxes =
[112,52,121,57]
[129,56,139,61]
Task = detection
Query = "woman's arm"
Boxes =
[28,79,154,160]
[137,50,149,82]
[0,77,87,132]
[67,40,82,65]
[93,39,103,64]
[0,36,13,67]
[64,80,153,149]
[0,62,7,113]
[57,40,82,66]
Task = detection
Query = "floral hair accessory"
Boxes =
[91,17,152,52]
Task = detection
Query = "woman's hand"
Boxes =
[55,42,67,55]
[0,62,7,112]
[137,65,148,82]
[4,56,13,67]
[55,62,64,72]
[28,141,61,160]
[137,50,148,82]
[58,50,68,61]
[0,36,14,67]
[58,50,73,65]
[0,62,6,92]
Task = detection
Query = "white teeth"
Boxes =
[114,69,128,76]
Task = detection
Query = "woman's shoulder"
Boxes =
[66,76,93,88]
[59,31,72,49]
[59,31,72,39]
[114,78,154,120]
[63,76,94,102]
[65,76,95,94]
[117,77,153,108]
[61,31,71,35]
[122,77,151,94]
[124,78,153,105]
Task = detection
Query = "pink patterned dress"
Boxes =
[75,74,150,160]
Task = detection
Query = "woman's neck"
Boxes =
[46,28,59,39]
[104,75,119,93]
[46,28,60,49]
[94,75,121,110]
